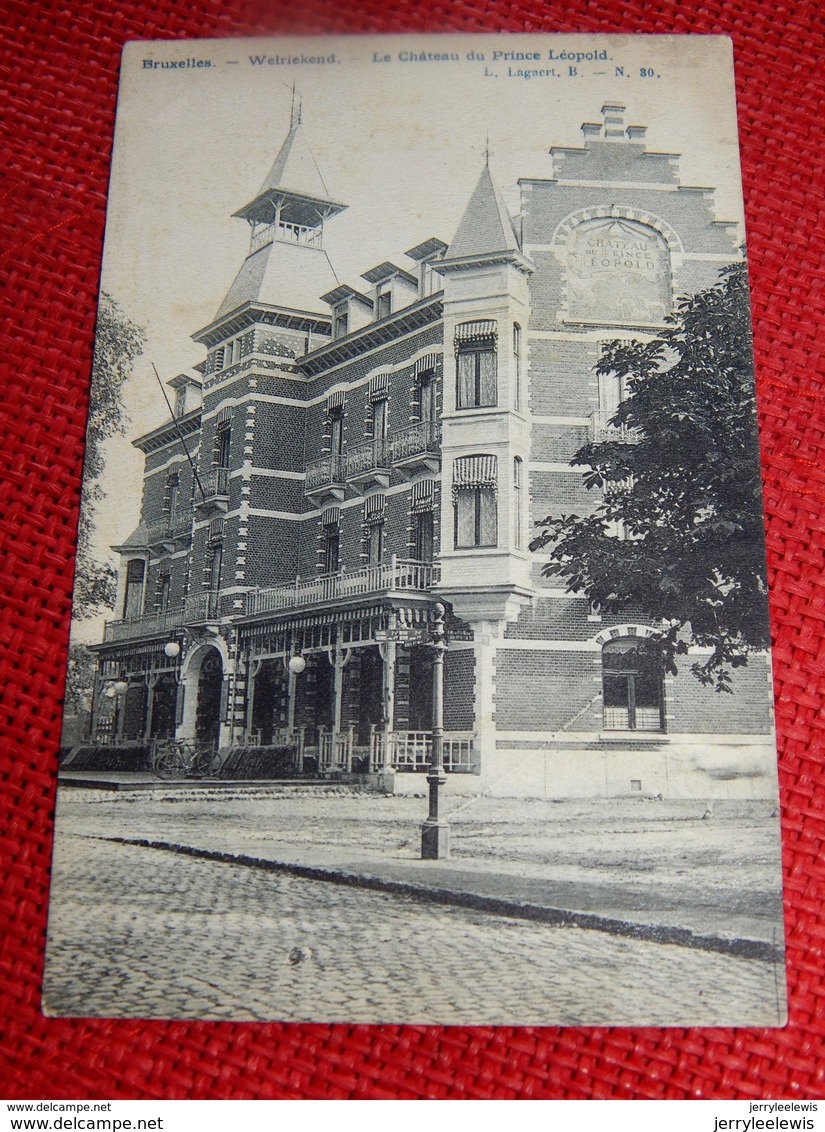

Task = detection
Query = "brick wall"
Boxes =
[495,649,598,731]
[445,649,475,730]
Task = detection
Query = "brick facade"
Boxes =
[92,104,776,798]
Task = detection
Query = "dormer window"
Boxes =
[376,288,392,320]
[333,309,349,339]
[174,388,187,416]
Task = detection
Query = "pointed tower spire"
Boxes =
[207,112,347,323]
[444,163,521,263]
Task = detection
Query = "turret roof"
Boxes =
[446,163,520,260]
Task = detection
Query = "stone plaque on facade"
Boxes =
[567,217,672,324]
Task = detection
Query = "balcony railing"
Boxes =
[391,420,440,463]
[250,221,323,253]
[146,508,193,545]
[185,589,222,623]
[102,590,228,642]
[381,730,478,773]
[305,453,346,492]
[198,467,230,500]
[590,410,640,444]
[346,438,391,480]
[102,606,185,644]
[247,556,439,617]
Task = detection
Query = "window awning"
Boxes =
[411,478,436,513]
[452,454,498,499]
[455,320,497,346]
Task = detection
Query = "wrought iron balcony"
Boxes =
[102,606,185,644]
[145,508,193,547]
[304,453,347,504]
[590,410,640,444]
[247,556,440,618]
[195,467,230,514]
[391,420,440,476]
[345,438,391,490]
[185,589,222,623]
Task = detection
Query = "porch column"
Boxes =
[382,639,396,769]
[145,673,158,740]
[332,626,345,737]
[286,665,297,730]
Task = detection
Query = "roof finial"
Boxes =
[290,83,302,129]
[484,132,491,167]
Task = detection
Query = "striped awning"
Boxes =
[452,454,498,498]
[411,478,435,513]
[455,319,497,346]
[413,353,440,378]
[364,493,386,523]
[217,405,232,424]
[325,390,345,413]
[321,506,340,527]
[368,374,389,402]
[209,517,225,541]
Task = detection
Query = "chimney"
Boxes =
[601,102,627,139]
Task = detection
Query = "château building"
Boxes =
[84,102,776,797]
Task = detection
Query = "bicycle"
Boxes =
[150,739,222,780]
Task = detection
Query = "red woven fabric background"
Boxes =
[1,0,823,1101]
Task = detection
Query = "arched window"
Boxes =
[602,637,664,732]
[453,455,497,549]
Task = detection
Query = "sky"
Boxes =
[74,32,746,643]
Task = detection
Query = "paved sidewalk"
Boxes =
[54,780,786,958]
[100,832,781,960]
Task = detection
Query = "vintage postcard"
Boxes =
[44,34,787,1026]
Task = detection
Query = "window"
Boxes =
[370,397,387,441]
[165,471,179,518]
[418,371,437,424]
[334,310,348,339]
[367,521,383,564]
[453,455,498,549]
[598,367,629,417]
[455,487,497,548]
[174,388,187,417]
[457,343,497,409]
[122,558,145,620]
[513,457,523,549]
[208,543,223,593]
[157,571,172,613]
[413,510,434,562]
[456,326,497,409]
[329,409,344,455]
[216,423,231,469]
[602,638,664,732]
[513,323,522,412]
[323,525,340,574]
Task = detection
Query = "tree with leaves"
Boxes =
[531,263,770,691]
[73,293,145,619]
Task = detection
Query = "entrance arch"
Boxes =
[179,643,226,746]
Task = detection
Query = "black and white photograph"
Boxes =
[43,33,787,1026]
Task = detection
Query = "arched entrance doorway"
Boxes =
[195,648,223,747]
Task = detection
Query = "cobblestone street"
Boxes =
[43,829,785,1026]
